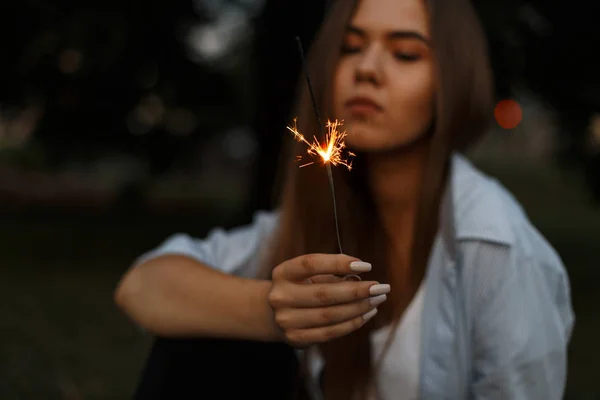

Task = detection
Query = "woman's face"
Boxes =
[333,0,435,152]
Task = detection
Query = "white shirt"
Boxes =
[136,154,574,399]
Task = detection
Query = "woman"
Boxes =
[115,0,574,398]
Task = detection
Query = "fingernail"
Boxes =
[369,294,387,307]
[369,284,391,296]
[350,261,372,272]
[363,308,378,322]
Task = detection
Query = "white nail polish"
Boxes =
[350,261,372,272]
[363,308,378,322]
[369,284,391,296]
[369,294,387,307]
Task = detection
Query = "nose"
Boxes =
[354,44,383,86]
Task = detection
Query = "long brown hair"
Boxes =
[263,0,494,398]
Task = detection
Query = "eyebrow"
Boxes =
[346,25,430,46]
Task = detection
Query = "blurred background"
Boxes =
[0,0,599,398]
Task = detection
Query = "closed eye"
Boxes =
[394,53,421,62]
[341,45,361,55]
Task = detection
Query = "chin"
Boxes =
[345,124,396,152]
[345,121,433,154]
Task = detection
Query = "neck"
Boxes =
[368,142,428,216]
[366,142,429,253]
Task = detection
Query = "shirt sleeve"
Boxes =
[463,240,575,400]
[133,210,279,279]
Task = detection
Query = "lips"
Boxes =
[345,96,383,114]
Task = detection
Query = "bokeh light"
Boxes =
[494,99,523,130]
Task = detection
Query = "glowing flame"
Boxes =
[286,118,355,170]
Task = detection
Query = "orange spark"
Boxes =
[286,118,355,170]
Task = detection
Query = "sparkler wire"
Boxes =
[295,36,344,256]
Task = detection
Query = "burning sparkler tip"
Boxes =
[286,117,354,171]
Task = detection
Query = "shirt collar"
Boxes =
[440,153,515,260]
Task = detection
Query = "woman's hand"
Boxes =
[267,253,390,348]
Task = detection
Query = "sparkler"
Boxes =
[286,118,354,171]
[292,38,358,282]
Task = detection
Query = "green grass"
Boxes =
[0,261,151,399]
[1,159,599,399]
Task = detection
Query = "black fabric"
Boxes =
[134,337,300,399]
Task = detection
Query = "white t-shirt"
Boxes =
[302,283,425,400]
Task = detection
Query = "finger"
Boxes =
[280,280,390,308]
[277,253,371,282]
[285,308,378,347]
[275,294,387,330]
[306,274,344,284]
